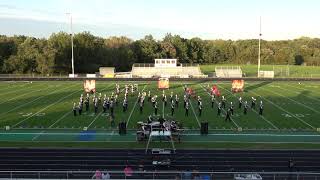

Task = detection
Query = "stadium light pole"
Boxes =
[66,13,75,76]
[258,16,262,77]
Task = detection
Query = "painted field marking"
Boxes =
[48,111,72,128]
[12,84,81,128]
[250,90,316,130]
[262,87,320,114]
[126,85,146,127]
[87,111,104,128]
[0,85,64,117]
[0,82,31,92]
[279,84,320,103]
[31,130,45,141]
[0,83,44,97]
[199,84,239,128]
[217,84,279,130]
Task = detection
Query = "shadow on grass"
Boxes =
[245,81,272,92]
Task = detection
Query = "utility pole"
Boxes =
[258,16,261,77]
[66,13,74,76]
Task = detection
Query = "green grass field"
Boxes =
[0,80,320,148]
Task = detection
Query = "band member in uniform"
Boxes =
[221,96,226,109]
[106,97,110,110]
[185,101,189,117]
[198,101,203,117]
[175,94,179,108]
[148,91,151,102]
[211,94,215,108]
[183,94,187,108]
[78,102,83,115]
[123,98,127,112]
[225,108,232,122]
[103,98,107,113]
[251,97,256,109]
[238,96,243,109]
[73,102,77,116]
[259,100,264,115]
[244,101,248,115]
[85,94,90,111]
[94,99,98,114]
[154,101,158,115]
[139,99,143,114]
[217,102,221,116]
[230,102,234,115]
[85,97,89,111]
[110,100,114,117]
[171,101,175,116]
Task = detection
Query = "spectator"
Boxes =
[92,170,102,179]
[102,170,110,179]
[124,165,133,177]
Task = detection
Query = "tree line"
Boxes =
[0,32,319,74]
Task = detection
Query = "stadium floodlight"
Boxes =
[66,13,75,76]
[258,16,262,77]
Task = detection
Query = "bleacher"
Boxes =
[131,62,206,78]
[1,148,320,179]
[215,66,243,78]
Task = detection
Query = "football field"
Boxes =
[0,80,320,148]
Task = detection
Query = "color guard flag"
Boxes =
[158,78,169,89]
[231,80,244,92]
[83,80,96,93]
[211,85,221,97]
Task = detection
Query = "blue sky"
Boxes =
[0,0,319,40]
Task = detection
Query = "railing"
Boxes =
[0,170,320,179]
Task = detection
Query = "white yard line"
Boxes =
[199,84,240,128]
[262,87,320,114]
[250,90,316,130]
[31,130,45,141]
[0,85,52,106]
[0,85,64,117]
[126,85,147,127]
[217,84,279,130]
[0,83,43,98]
[12,84,81,128]
[48,111,72,128]
[87,111,104,128]
[0,82,30,92]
